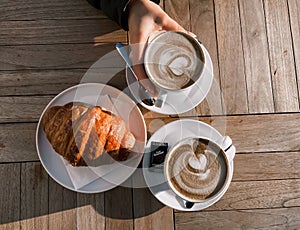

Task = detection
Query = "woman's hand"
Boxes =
[127,0,187,96]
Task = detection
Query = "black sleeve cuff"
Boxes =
[87,0,160,31]
[101,0,131,31]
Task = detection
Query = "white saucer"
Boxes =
[36,83,146,193]
[126,44,213,115]
[142,119,234,211]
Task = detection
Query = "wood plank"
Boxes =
[0,43,122,71]
[0,123,38,163]
[133,187,174,230]
[0,0,104,20]
[207,178,300,211]
[0,96,54,123]
[2,113,300,162]
[223,113,300,153]
[188,0,223,116]
[0,164,20,229]
[76,193,105,230]
[264,0,299,112]
[234,152,300,181]
[0,68,127,97]
[239,0,274,113]
[164,0,190,30]
[48,177,77,230]
[288,0,300,101]
[0,70,84,96]
[145,113,300,153]
[0,19,126,45]
[175,207,300,229]
[20,162,48,229]
[105,186,133,230]
[214,0,248,114]
[172,178,300,212]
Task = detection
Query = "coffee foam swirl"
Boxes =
[145,32,204,90]
[168,140,224,200]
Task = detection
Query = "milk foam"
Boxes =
[145,32,204,90]
[188,154,207,171]
[168,140,224,200]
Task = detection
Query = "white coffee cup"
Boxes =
[164,136,235,205]
[144,31,205,97]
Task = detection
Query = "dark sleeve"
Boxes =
[87,0,160,31]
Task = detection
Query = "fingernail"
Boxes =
[188,31,197,38]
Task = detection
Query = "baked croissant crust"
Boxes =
[42,102,136,166]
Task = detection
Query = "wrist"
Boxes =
[122,0,140,31]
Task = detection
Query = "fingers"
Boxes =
[161,16,187,33]
[161,15,198,39]
[128,42,158,96]
[128,42,146,67]
[128,25,159,97]
[132,64,158,97]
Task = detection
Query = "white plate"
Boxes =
[36,83,146,193]
[126,44,213,115]
[142,119,234,211]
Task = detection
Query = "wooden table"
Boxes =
[1,0,300,229]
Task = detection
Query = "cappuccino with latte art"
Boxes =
[165,138,228,202]
[144,31,205,91]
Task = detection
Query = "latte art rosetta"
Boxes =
[167,140,225,201]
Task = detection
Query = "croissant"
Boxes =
[42,102,136,166]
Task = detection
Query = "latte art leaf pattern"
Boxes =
[168,140,224,201]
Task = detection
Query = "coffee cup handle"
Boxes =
[217,136,236,162]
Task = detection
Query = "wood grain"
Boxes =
[239,0,274,113]
[0,164,20,229]
[234,151,300,181]
[264,0,299,112]
[0,67,127,97]
[48,178,77,230]
[0,0,103,20]
[20,162,48,229]
[0,70,84,96]
[0,123,38,163]
[76,193,105,230]
[0,96,54,123]
[0,43,122,71]
[133,187,174,230]
[288,0,300,100]
[173,178,300,212]
[164,0,190,30]
[205,178,300,211]
[214,0,248,114]
[226,114,300,152]
[0,19,126,45]
[175,207,300,229]
[188,0,223,116]
[223,113,300,153]
[105,186,133,230]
